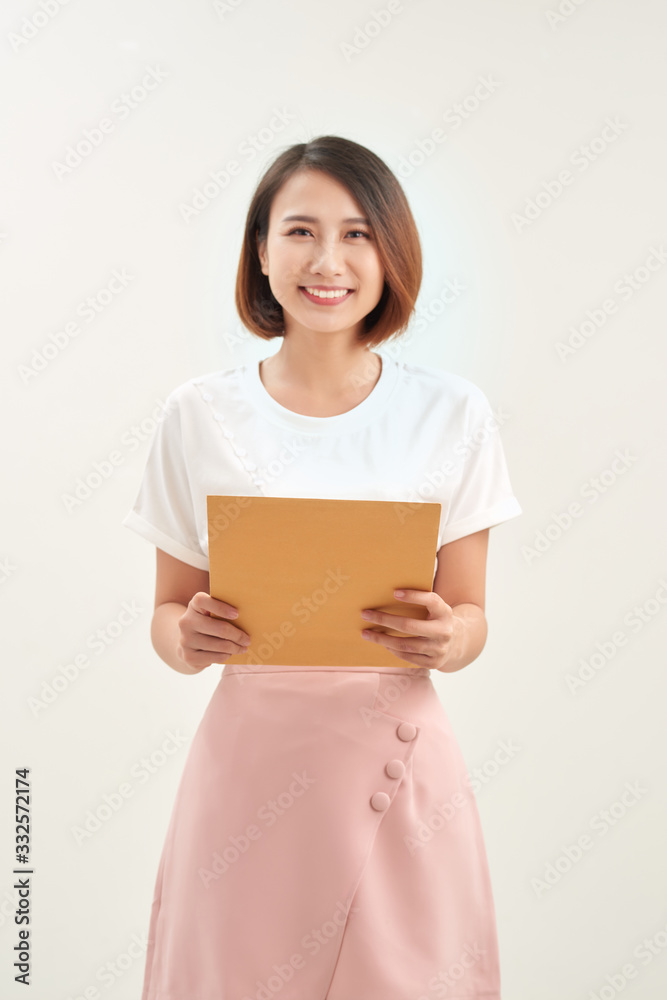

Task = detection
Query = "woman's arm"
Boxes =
[150,549,209,674]
[431,528,489,673]
[150,549,251,675]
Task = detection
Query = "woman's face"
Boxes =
[257,169,385,341]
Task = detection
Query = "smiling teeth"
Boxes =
[304,287,351,298]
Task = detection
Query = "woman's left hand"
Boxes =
[360,589,458,671]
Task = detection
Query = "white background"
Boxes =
[2,0,666,997]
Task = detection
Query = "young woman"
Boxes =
[123,134,522,999]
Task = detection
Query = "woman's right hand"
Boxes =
[176,592,251,672]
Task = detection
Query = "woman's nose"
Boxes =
[307,239,346,269]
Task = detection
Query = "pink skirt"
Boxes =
[141,664,502,999]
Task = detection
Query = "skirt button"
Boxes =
[385,759,405,779]
[370,791,391,812]
[396,722,417,742]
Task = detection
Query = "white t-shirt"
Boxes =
[122,351,522,571]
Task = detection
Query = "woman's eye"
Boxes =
[285,228,371,239]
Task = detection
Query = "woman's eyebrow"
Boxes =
[281,214,370,224]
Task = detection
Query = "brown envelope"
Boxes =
[206,496,442,668]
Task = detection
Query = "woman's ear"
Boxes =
[256,234,268,275]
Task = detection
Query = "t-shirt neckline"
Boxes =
[241,351,399,434]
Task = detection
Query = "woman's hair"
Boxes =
[235,135,422,348]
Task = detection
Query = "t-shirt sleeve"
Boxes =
[439,384,523,546]
[121,388,209,570]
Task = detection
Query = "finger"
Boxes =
[361,628,436,666]
[362,627,435,649]
[394,588,430,600]
[184,602,250,645]
[193,592,240,618]
[362,611,440,639]
[187,633,250,655]
[189,619,251,646]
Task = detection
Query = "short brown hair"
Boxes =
[235,135,423,348]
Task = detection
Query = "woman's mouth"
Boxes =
[299,286,354,305]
